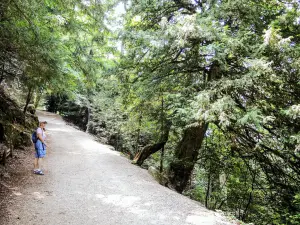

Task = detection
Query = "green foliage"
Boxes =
[119,0,300,224]
[2,0,300,224]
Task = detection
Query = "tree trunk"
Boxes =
[135,113,142,153]
[85,106,91,132]
[133,142,167,166]
[242,174,255,221]
[168,122,208,193]
[205,171,211,208]
[160,95,164,173]
[23,86,33,114]
[9,142,13,158]
[0,64,4,84]
[2,147,7,166]
[132,121,171,166]
[34,89,43,109]
[160,145,164,173]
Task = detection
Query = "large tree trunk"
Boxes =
[132,121,171,166]
[167,61,219,193]
[168,122,208,193]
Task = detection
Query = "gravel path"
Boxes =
[5,111,234,225]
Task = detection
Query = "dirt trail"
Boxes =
[3,111,234,225]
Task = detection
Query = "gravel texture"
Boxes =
[1,111,236,225]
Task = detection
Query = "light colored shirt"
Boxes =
[35,127,46,150]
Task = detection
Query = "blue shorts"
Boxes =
[35,148,46,158]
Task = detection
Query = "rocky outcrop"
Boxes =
[0,87,38,149]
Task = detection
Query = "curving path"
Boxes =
[5,111,233,225]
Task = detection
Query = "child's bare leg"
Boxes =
[34,158,39,170]
[38,158,43,170]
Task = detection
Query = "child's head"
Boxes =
[39,121,47,128]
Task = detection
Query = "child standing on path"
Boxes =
[33,121,47,175]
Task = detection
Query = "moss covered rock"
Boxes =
[0,87,38,148]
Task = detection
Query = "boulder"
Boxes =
[148,166,168,186]
[107,145,115,151]
[27,104,36,114]
[97,136,109,144]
